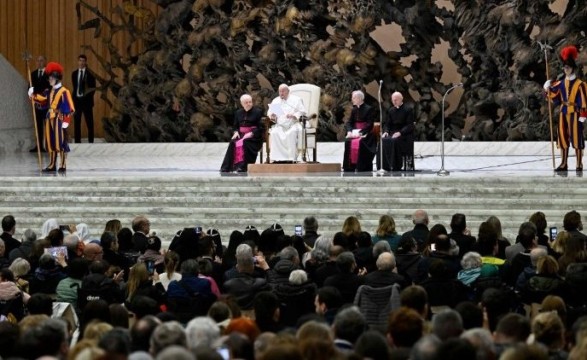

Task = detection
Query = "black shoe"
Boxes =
[29,147,38,152]
[58,167,66,172]
[42,167,55,172]
[555,165,568,172]
[576,167,583,173]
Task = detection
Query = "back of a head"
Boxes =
[455,301,483,330]
[435,234,451,252]
[482,288,512,332]
[155,345,195,360]
[477,222,498,256]
[335,251,355,273]
[304,216,318,232]
[98,328,131,358]
[376,252,396,271]
[253,291,280,326]
[354,331,391,360]
[1,215,15,232]
[117,227,133,252]
[433,338,476,360]
[563,210,581,231]
[529,212,547,234]
[495,313,531,344]
[411,334,441,360]
[150,321,187,356]
[499,344,548,360]
[450,213,467,233]
[388,307,425,348]
[186,316,220,350]
[413,210,429,225]
[536,255,558,275]
[100,231,116,251]
[296,320,333,343]
[431,309,464,341]
[130,315,161,352]
[132,215,149,233]
[401,285,428,316]
[517,222,537,249]
[333,306,366,344]
[316,286,343,310]
[180,259,200,276]
[531,311,565,349]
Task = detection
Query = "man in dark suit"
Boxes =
[71,54,96,143]
[30,55,50,152]
[131,215,151,253]
[1,215,21,256]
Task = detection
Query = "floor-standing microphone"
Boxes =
[377,80,387,174]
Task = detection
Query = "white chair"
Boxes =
[289,83,320,162]
[261,84,321,163]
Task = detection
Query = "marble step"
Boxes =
[0,175,582,245]
[0,195,581,208]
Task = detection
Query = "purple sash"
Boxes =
[234,126,256,165]
[350,122,368,165]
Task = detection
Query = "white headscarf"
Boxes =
[41,219,59,238]
[76,223,91,243]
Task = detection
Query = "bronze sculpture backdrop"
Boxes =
[76,0,587,143]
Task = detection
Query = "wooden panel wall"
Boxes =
[0,0,160,140]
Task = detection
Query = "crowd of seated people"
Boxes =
[2,210,587,360]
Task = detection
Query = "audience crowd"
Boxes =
[1,210,587,360]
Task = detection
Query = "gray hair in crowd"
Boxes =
[9,258,31,278]
[289,269,308,285]
[185,316,220,350]
[411,334,441,360]
[64,234,80,252]
[372,241,391,258]
[22,229,37,243]
[150,321,186,356]
[235,243,253,258]
[352,90,365,101]
[432,309,464,341]
[461,328,496,360]
[279,246,298,261]
[155,345,194,360]
[313,235,332,254]
[461,252,483,270]
[376,252,396,271]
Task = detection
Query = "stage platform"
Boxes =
[248,162,341,174]
[0,141,584,243]
[1,141,576,178]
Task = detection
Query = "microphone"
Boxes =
[379,80,383,86]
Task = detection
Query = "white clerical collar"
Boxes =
[567,74,577,81]
[53,83,63,90]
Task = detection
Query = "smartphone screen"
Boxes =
[217,347,229,360]
[294,225,303,236]
[145,260,155,274]
[45,246,68,259]
[549,226,557,241]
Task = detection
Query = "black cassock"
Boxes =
[376,103,415,171]
[343,103,377,172]
[220,106,265,172]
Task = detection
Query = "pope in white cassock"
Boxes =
[267,84,307,162]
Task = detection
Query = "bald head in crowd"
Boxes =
[413,210,429,225]
[83,243,103,261]
[376,252,396,271]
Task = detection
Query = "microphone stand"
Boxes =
[437,83,463,176]
[377,80,387,174]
